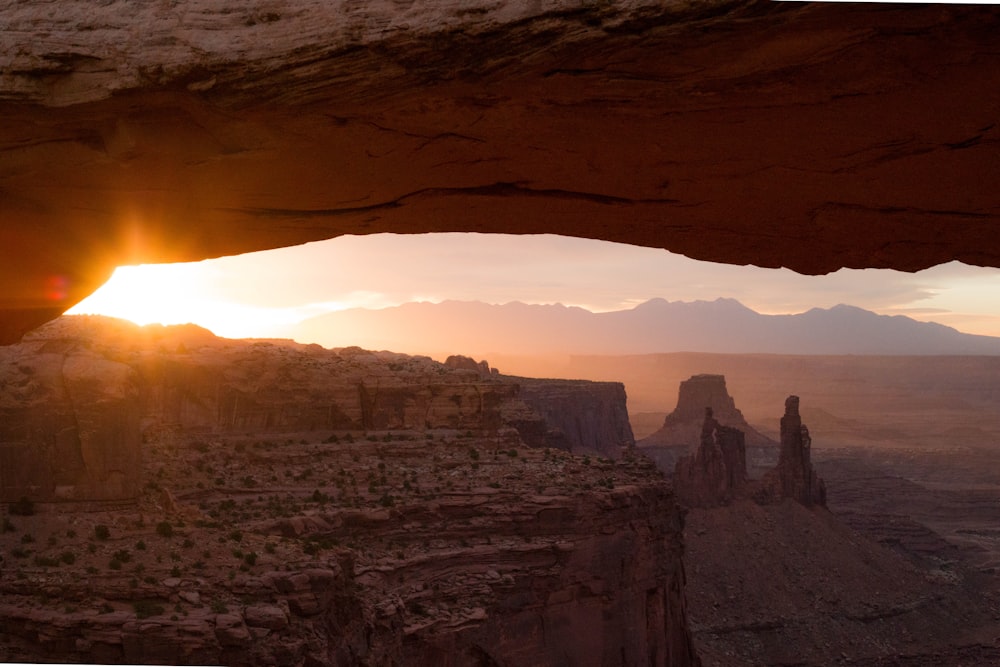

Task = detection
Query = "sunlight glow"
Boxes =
[64,235,1000,341]
[67,264,306,339]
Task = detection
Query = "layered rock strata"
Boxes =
[758,396,827,507]
[515,378,635,459]
[642,375,773,449]
[2,3,1000,342]
[673,408,748,508]
[0,316,634,502]
[0,435,701,666]
[639,373,774,473]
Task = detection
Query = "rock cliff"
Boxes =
[0,334,141,501]
[515,378,636,459]
[0,408,701,666]
[639,373,774,473]
[672,408,748,508]
[642,375,773,449]
[0,317,635,501]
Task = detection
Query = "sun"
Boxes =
[66,263,301,339]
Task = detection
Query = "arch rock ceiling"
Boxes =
[1,0,999,343]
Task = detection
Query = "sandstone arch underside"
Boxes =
[1,0,999,343]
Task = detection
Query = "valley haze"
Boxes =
[283,297,1000,362]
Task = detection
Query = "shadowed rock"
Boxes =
[758,395,827,507]
[673,407,748,508]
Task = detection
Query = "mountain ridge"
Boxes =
[284,298,1000,357]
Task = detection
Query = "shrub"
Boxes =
[10,496,35,516]
[94,525,110,540]
[210,599,228,614]
[156,522,173,538]
[33,555,59,567]
[133,599,165,619]
[59,551,76,565]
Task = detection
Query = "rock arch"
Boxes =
[2,1,998,342]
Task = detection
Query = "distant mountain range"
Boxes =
[282,298,1000,357]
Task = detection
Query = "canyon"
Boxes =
[0,316,697,665]
[0,316,634,503]
[4,319,1000,665]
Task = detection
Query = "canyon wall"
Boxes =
[516,378,635,459]
[0,389,701,665]
[0,337,141,501]
[0,317,635,501]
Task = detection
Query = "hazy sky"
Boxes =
[68,233,1000,339]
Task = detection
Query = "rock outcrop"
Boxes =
[642,374,773,449]
[642,373,826,509]
[0,317,635,501]
[443,355,496,379]
[515,378,635,459]
[758,396,827,507]
[2,3,1000,343]
[673,408,748,508]
[638,373,774,473]
[0,425,701,666]
[0,335,141,501]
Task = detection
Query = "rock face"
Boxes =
[0,317,635,501]
[640,373,825,509]
[638,373,773,473]
[0,423,701,666]
[0,336,141,501]
[758,396,827,507]
[642,374,773,449]
[443,355,496,379]
[2,3,999,343]
[673,408,748,508]
[515,378,636,459]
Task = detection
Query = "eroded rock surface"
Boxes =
[758,395,827,507]
[673,408,748,508]
[639,373,773,473]
[0,316,634,502]
[0,334,141,501]
[2,2,999,342]
[0,420,700,666]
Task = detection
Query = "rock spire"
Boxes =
[673,407,748,507]
[758,396,826,507]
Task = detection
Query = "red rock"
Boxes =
[673,408,748,508]
[758,396,827,507]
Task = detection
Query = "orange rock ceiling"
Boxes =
[1,1,999,344]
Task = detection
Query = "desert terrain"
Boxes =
[580,353,1000,665]
[4,325,1000,664]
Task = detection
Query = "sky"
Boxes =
[67,233,1000,340]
